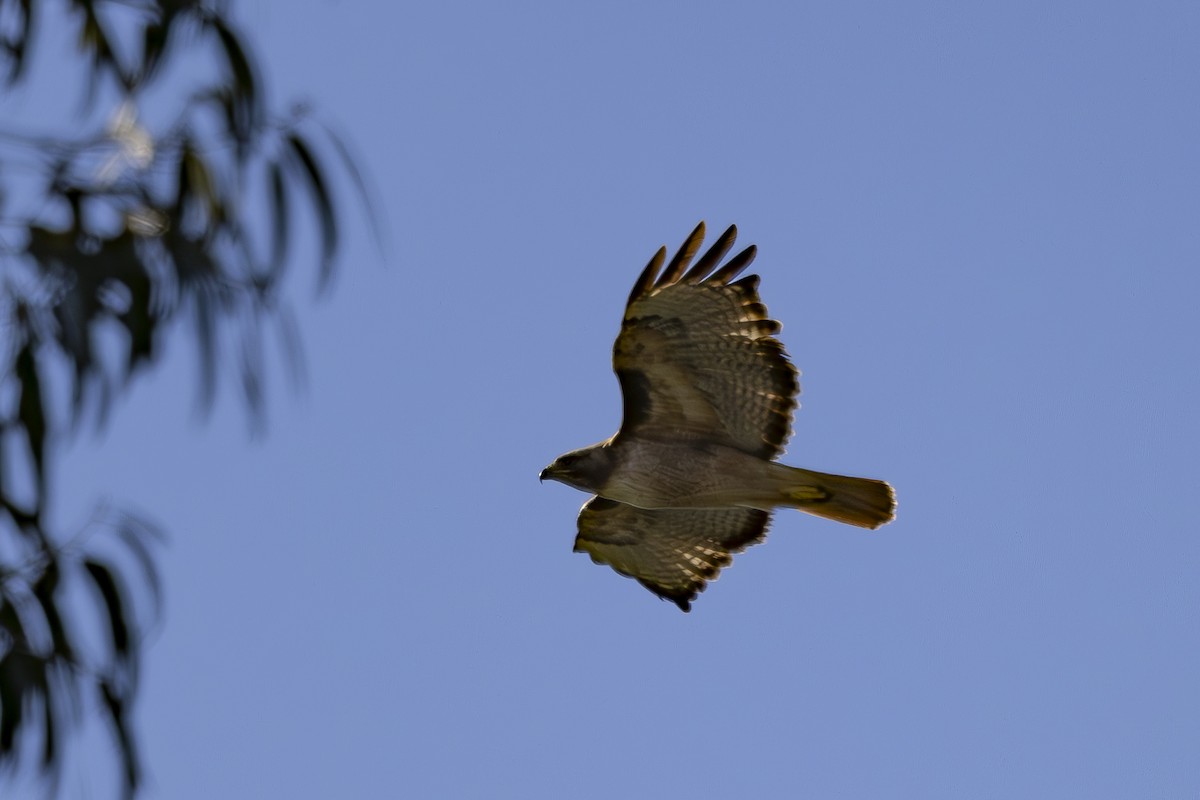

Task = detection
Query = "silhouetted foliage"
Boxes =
[0,1,374,796]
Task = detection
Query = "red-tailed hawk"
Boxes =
[540,223,896,611]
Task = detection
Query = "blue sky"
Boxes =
[9,0,1200,797]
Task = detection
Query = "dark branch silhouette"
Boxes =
[0,2,377,796]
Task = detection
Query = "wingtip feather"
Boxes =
[682,224,739,284]
[627,246,666,306]
[656,221,706,287]
[710,244,757,284]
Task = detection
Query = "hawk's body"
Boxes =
[541,223,896,611]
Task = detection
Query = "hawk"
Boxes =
[540,223,896,611]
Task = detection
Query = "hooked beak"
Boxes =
[539,461,560,483]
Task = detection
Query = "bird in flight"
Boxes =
[541,223,896,611]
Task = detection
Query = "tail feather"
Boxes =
[777,466,896,529]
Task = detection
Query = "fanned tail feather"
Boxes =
[778,466,896,529]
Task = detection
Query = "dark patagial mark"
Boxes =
[617,367,654,430]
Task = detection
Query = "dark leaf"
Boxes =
[73,0,129,96]
[238,313,265,429]
[15,340,46,513]
[322,123,386,257]
[25,223,78,275]
[43,642,81,745]
[99,679,139,797]
[0,598,30,754]
[268,158,289,279]
[0,0,34,85]
[191,279,217,413]
[181,143,222,229]
[285,133,338,291]
[90,230,154,387]
[207,15,261,152]
[0,592,57,774]
[0,494,36,531]
[25,224,103,428]
[83,560,131,664]
[173,135,192,217]
[275,303,307,393]
[38,668,54,767]
[32,559,75,664]
[50,288,95,423]
[137,19,168,86]
[0,649,36,759]
[118,264,157,377]
[113,512,164,616]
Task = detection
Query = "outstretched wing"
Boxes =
[614,222,799,460]
[574,496,771,611]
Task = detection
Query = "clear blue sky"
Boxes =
[15,0,1200,797]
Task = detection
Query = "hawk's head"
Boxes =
[540,443,617,494]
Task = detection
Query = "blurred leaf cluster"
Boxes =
[0,1,373,796]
